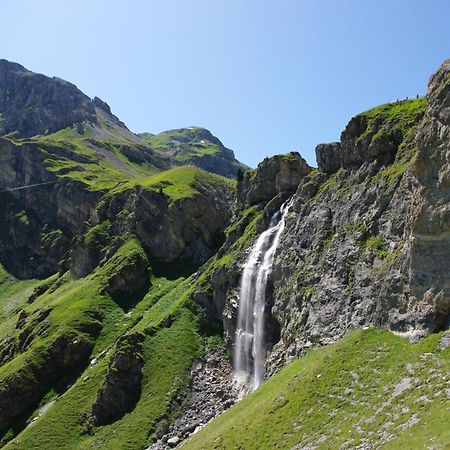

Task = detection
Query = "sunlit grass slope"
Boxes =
[184,329,450,450]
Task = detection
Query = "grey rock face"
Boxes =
[0,138,99,278]
[316,101,423,174]
[70,179,235,279]
[408,58,450,333]
[238,152,311,209]
[194,153,311,351]
[315,142,342,174]
[89,333,145,427]
[266,60,450,373]
[216,60,450,383]
[0,59,97,138]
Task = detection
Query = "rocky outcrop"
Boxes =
[237,152,310,209]
[0,138,100,278]
[408,58,450,332]
[89,333,145,427]
[214,60,450,383]
[315,142,342,174]
[0,60,97,138]
[71,178,235,278]
[265,61,449,373]
[0,332,95,435]
[104,246,150,300]
[0,62,244,280]
[0,307,52,367]
[192,154,311,349]
[188,152,241,179]
[316,99,426,174]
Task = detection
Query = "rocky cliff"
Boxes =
[0,60,97,138]
[199,60,450,380]
[267,64,450,372]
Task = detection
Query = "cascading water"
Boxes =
[233,198,293,392]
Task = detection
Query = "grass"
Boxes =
[109,166,236,203]
[140,127,222,161]
[80,309,200,450]
[3,281,201,450]
[16,125,161,192]
[372,157,415,183]
[344,222,367,233]
[0,235,207,449]
[183,328,450,450]
[310,168,344,202]
[311,99,427,200]
[360,98,427,184]
[0,240,150,440]
[361,235,388,259]
[358,97,427,122]
[31,131,135,191]
[0,265,41,325]
[139,127,248,178]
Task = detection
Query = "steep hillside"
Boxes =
[207,82,449,372]
[139,127,248,178]
[0,168,235,449]
[184,329,450,449]
[0,62,238,449]
[178,60,450,448]
[0,59,246,181]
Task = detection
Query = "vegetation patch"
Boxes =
[0,233,208,450]
[184,329,450,450]
[109,166,235,203]
[360,235,388,259]
[0,265,40,325]
[140,127,222,161]
[344,221,367,233]
[309,168,344,203]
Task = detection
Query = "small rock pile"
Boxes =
[148,349,237,449]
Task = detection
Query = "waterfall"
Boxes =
[233,198,293,392]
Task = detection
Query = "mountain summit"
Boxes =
[0,59,247,178]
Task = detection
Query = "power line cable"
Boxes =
[0,180,61,193]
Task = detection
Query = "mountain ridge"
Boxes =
[0,58,449,449]
[0,58,248,179]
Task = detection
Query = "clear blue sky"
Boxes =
[1,0,449,167]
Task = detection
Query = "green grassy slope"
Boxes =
[140,127,223,160]
[184,329,450,450]
[109,165,236,202]
[0,237,210,449]
[0,265,40,324]
[139,127,248,178]
[28,127,160,191]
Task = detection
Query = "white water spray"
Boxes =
[233,198,293,392]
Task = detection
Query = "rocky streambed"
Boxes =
[148,349,237,449]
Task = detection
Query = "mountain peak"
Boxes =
[0,59,96,138]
